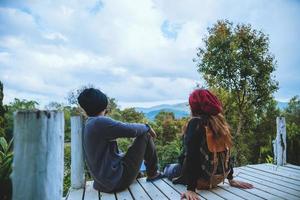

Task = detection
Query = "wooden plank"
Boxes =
[286,164,300,170]
[247,165,300,181]
[265,163,300,174]
[258,164,300,176]
[115,189,133,200]
[152,179,181,199]
[238,167,300,191]
[281,165,300,173]
[138,178,168,200]
[99,192,116,200]
[237,173,300,198]
[210,187,245,200]
[253,164,300,178]
[67,188,84,200]
[241,166,300,187]
[84,181,99,200]
[196,189,226,200]
[224,180,280,200]
[163,178,208,200]
[235,176,299,200]
[218,183,263,200]
[128,180,151,200]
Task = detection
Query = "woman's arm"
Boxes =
[181,118,203,200]
[227,167,253,189]
[185,118,202,191]
[227,159,253,189]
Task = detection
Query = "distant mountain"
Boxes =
[135,103,190,120]
[135,101,289,121]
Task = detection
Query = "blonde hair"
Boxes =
[207,113,232,147]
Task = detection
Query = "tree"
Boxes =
[284,96,300,165]
[154,111,180,145]
[155,111,175,122]
[4,98,39,140]
[120,108,146,123]
[0,81,6,137]
[251,99,280,163]
[195,20,279,136]
[106,97,122,120]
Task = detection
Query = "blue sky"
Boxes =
[0,0,299,108]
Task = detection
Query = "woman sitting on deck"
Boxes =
[77,88,163,193]
[164,89,253,200]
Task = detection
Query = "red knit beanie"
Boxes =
[189,89,222,116]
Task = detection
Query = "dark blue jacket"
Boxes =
[83,116,149,192]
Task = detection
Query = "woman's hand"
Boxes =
[181,191,200,200]
[229,179,254,189]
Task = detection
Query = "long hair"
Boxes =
[207,113,232,147]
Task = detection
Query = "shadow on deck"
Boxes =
[65,163,300,200]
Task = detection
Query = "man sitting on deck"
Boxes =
[78,88,163,193]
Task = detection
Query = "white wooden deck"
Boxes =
[66,163,300,200]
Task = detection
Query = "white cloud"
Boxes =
[0,0,299,107]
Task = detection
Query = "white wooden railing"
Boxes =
[70,116,85,189]
[273,117,287,166]
[12,111,64,200]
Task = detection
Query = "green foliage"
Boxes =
[0,137,13,179]
[252,100,280,163]
[0,81,6,138]
[0,137,13,200]
[112,110,186,170]
[195,20,278,136]
[63,144,71,196]
[154,111,180,145]
[265,155,274,164]
[283,96,300,165]
[120,108,146,123]
[156,137,182,169]
[4,98,39,140]
[152,111,187,168]
[117,138,132,153]
[7,98,39,111]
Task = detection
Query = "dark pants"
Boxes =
[115,133,158,191]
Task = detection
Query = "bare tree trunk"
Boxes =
[236,113,244,135]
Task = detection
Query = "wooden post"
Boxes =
[274,116,287,166]
[12,111,64,200]
[70,116,85,189]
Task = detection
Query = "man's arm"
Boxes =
[97,117,150,140]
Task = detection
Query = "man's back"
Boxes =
[83,116,149,192]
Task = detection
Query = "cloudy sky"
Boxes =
[0,0,299,108]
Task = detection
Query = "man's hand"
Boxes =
[229,179,253,189]
[181,191,200,200]
[148,127,157,139]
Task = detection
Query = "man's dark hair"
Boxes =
[77,88,108,116]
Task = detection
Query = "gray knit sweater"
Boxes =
[83,116,149,192]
